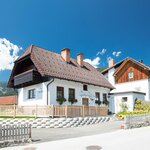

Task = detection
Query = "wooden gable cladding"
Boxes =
[8,56,43,88]
[115,59,150,84]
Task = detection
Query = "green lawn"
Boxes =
[0,116,35,118]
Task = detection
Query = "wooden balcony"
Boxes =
[14,69,42,87]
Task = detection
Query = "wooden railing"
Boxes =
[0,124,31,141]
[0,105,108,118]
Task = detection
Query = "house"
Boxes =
[8,45,114,107]
[102,58,150,113]
[0,95,17,105]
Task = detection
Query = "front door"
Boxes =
[82,98,89,106]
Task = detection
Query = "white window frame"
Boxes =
[28,89,35,99]
[128,71,134,79]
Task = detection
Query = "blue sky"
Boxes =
[0,0,150,81]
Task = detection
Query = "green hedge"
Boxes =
[116,100,150,120]
[0,116,34,118]
[116,110,149,120]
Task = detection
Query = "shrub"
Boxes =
[56,97,66,105]
[116,99,150,120]
[134,100,150,111]
[103,100,109,106]
[116,110,149,120]
[68,98,78,105]
[95,100,102,105]
[119,102,128,112]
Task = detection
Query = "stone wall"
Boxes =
[124,114,150,129]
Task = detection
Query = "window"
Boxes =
[28,89,35,99]
[69,88,75,99]
[83,85,88,91]
[57,87,64,98]
[128,71,134,79]
[95,92,100,101]
[103,93,107,101]
[122,97,128,102]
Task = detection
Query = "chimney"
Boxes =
[61,48,70,63]
[108,59,115,68]
[139,59,143,63]
[77,53,83,67]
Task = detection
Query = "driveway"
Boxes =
[32,120,123,143]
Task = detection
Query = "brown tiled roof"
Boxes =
[16,45,33,61]
[16,45,114,89]
[0,95,17,105]
[101,59,125,74]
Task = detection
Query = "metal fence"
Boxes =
[0,124,31,141]
[124,113,150,129]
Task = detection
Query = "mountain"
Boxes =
[97,67,107,72]
[0,81,17,97]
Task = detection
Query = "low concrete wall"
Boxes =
[0,116,110,128]
[124,114,150,129]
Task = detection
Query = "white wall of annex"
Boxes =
[115,79,149,101]
[110,92,145,113]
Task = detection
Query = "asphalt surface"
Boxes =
[5,125,150,150]
[31,120,123,143]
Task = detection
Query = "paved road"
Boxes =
[32,120,123,143]
[4,123,150,150]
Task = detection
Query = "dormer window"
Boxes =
[128,71,134,79]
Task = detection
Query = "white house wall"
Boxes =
[114,79,149,101]
[108,68,115,86]
[48,78,110,106]
[18,78,110,106]
[18,83,47,105]
[148,79,150,100]
[107,68,150,101]
[112,93,145,113]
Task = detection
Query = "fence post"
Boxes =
[96,106,98,116]
[0,125,2,141]
[13,104,16,118]
[51,105,54,118]
[29,124,32,139]
[82,105,85,117]
[35,105,37,118]
[65,105,68,118]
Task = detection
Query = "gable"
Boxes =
[8,56,43,88]
[114,59,150,84]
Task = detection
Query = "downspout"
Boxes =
[47,78,54,105]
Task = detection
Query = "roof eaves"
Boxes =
[101,58,127,74]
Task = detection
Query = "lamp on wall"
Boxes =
[37,87,43,93]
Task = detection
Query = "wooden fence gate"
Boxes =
[0,124,31,141]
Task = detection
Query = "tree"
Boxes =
[0,81,17,97]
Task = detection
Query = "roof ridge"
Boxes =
[15,44,33,62]
[130,58,150,70]
[101,57,150,74]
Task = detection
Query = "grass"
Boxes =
[0,116,35,118]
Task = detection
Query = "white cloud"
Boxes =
[96,48,107,56]
[84,57,100,68]
[112,51,122,57]
[0,38,22,71]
